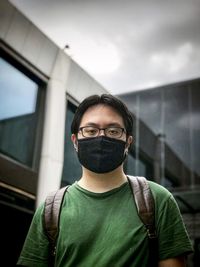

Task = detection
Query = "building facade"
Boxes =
[0,0,199,266]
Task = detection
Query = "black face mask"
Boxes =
[77,136,127,173]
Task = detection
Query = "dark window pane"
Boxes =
[119,79,200,214]
[138,89,162,135]
[0,57,39,167]
[61,101,81,186]
[126,154,136,175]
[191,83,200,184]
[164,86,190,170]
[0,58,38,120]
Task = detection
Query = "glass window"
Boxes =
[0,58,38,120]
[61,101,82,186]
[119,79,200,216]
[138,89,162,135]
[164,86,190,176]
[137,158,147,177]
[126,154,136,175]
[0,56,42,168]
[191,83,200,185]
[0,48,46,267]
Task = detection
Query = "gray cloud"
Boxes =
[10,0,200,94]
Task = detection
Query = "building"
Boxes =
[119,81,200,266]
[0,0,199,266]
[0,0,108,264]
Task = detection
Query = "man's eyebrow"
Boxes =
[107,123,123,127]
[81,123,99,127]
[81,122,124,127]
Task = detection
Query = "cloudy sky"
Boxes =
[10,0,200,95]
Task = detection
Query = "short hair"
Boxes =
[71,94,133,136]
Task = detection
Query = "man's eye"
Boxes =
[108,129,119,135]
[85,128,97,135]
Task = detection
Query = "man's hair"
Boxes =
[71,94,133,136]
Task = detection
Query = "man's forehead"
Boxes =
[84,104,120,114]
[80,104,124,125]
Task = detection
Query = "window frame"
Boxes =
[0,41,47,195]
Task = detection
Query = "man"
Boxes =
[17,94,193,267]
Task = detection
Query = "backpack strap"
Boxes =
[43,185,69,266]
[127,176,156,238]
[127,176,158,266]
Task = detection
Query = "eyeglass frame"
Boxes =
[78,126,126,138]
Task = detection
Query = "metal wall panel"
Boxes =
[1,0,58,77]
[22,24,48,65]
[36,37,58,75]
[0,0,15,39]
[67,60,107,103]
[5,10,31,52]
[1,0,107,94]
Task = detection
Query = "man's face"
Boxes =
[72,104,132,147]
[78,104,126,141]
[71,104,133,173]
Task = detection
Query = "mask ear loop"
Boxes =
[125,135,130,153]
[124,137,129,161]
[74,139,78,152]
[125,134,133,152]
[124,149,128,161]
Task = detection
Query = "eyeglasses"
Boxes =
[79,126,126,138]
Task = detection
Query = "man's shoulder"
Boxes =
[127,176,171,198]
[127,176,172,201]
[147,180,174,209]
[148,180,170,194]
[148,180,171,195]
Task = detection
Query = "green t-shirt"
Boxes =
[17,180,193,267]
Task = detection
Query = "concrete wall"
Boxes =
[0,0,108,205]
[0,0,58,76]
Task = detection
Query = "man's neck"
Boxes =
[78,166,127,193]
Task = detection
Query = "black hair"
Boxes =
[71,94,133,136]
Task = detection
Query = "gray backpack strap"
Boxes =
[43,186,69,265]
[127,176,158,266]
[127,175,156,238]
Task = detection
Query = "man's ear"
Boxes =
[126,135,133,150]
[71,134,78,151]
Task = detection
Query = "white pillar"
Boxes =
[36,50,71,207]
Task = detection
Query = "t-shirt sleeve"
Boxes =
[156,193,193,260]
[17,203,49,267]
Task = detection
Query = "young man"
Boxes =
[17,94,193,267]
